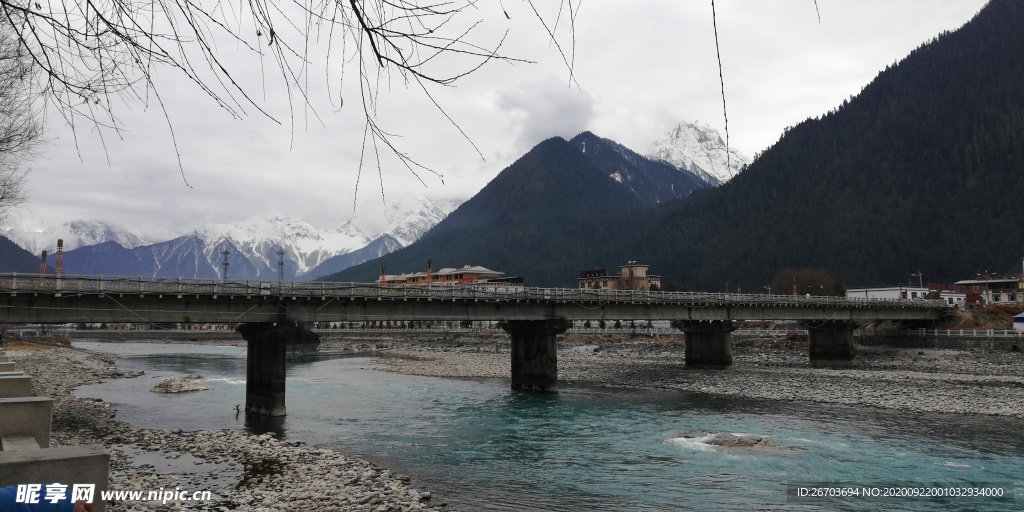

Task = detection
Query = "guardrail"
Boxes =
[0,273,946,310]
[9,326,813,337]
[866,328,1024,338]
[17,325,1022,339]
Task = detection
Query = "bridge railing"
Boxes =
[0,273,947,310]
[861,328,1024,338]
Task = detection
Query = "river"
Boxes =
[73,341,1022,511]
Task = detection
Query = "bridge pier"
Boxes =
[672,320,733,368]
[804,320,858,367]
[237,321,320,417]
[502,319,568,392]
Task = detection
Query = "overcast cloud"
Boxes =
[7,0,990,240]
[497,74,596,152]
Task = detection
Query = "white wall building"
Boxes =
[846,286,966,308]
[846,286,929,300]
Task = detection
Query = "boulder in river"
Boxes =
[151,377,211,393]
[672,431,805,453]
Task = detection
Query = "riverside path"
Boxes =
[0,273,948,415]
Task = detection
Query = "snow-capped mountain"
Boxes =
[3,220,152,255]
[192,216,374,278]
[379,196,464,247]
[647,120,751,185]
[17,195,463,280]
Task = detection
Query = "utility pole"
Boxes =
[55,239,64,278]
[277,248,285,281]
[221,249,231,280]
[977,271,991,305]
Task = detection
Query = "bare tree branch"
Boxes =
[0,20,41,222]
[0,0,579,194]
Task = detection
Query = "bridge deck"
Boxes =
[0,274,947,324]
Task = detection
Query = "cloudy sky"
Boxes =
[10,0,988,240]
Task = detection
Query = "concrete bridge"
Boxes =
[0,273,948,416]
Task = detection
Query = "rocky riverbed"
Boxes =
[7,331,1024,510]
[356,333,1024,419]
[7,342,450,512]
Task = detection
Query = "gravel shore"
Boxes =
[7,342,450,512]
[7,331,1023,510]
[356,333,1024,419]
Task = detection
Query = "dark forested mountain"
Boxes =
[570,132,707,206]
[324,134,708,285]
[328,0,1024,290]
[0,236,47,273]
[639,0,1024,290]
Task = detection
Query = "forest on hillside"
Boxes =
[330,0,1024,291]
[639,0,1024,290]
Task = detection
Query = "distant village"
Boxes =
[378,260,662,291]
[848,275,1024,309]
[378,259,1024,313]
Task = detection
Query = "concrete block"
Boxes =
[0,362,16,371]
[0,444,109,512]
[0,397,53,448]
[0,375,32,398]
[0,357,10,363]
[1,435,40,451]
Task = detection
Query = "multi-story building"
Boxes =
[950,277,1022,305]
[578,262,661,291]
[381,263,522,287]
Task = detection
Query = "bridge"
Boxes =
[0,273,948,416]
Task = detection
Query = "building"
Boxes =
[846,286,931,300]
[380,263,522,287]
[578,262,662,291]
[846,286,967,308]
[950,277,1022,305]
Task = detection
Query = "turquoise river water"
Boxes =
[73,342,1022,511]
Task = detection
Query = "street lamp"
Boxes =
[911,271,923,288]
[764,285,771,297]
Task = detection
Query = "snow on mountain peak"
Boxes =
[371,194,462,247]
[3,195,463,279]
[647,120,751,185]
[189,215,374,276]
[2,220,150,254]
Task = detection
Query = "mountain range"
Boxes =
[328,0,1024,290]
[635,0,1024,290]
[325,131,714,285]
[1,195,459,280]
[1,122,732,281]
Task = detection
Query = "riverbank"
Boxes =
[8,333,1023,511]
[363,333,1024,419]
[7,341,450,512]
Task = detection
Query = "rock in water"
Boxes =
[676,431,805,452]
[151,377,211,393]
